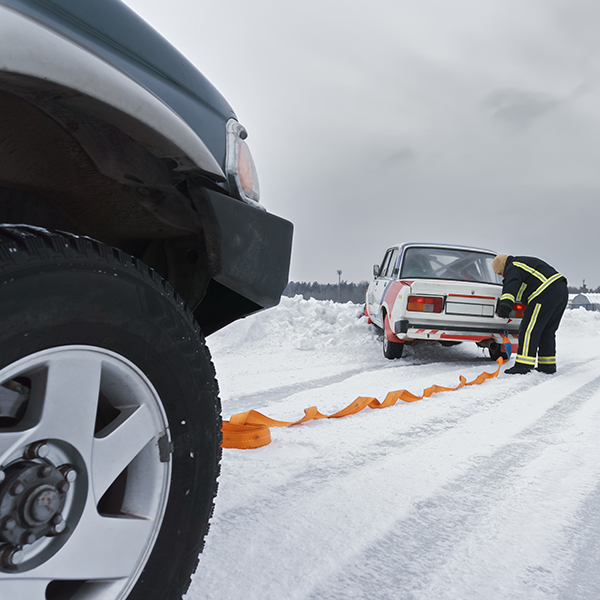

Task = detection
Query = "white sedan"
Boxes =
[366,243,523,359]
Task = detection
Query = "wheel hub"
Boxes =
[24,485,62,525]
[0,448,76,567]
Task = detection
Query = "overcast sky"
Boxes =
[123,0,600,287]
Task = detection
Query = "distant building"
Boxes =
[569,293,600,312]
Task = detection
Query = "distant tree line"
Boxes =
[284,281,600,302]
[568,284,600,294]
[284,281,600,303]
[283,281,369,304]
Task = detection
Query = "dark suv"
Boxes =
[0,1,293,598]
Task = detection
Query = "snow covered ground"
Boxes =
[185,297,600,600]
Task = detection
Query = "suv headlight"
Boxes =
[226,119,261,207]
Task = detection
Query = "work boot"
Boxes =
[536,364,556,374]
[504,363,533,375]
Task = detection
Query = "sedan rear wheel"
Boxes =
[382,314,404,359]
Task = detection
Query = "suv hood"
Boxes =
[1,0,236,169]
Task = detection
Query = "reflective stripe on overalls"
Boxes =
[512,262,563,303]
[512,264,564,366]
[516,304,541,365]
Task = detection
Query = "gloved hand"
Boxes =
[498,304,511,318]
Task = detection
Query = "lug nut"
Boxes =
[25,442,50,460]
[0,470,5,485]
[47,515,66,536]
[9,481,24,496]
[59,466,77,483]
[0,546,24,568]
[52,520,66,534]
[57,480,70,494]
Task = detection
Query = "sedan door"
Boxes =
[368,247,398,326]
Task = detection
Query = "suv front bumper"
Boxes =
[194,189,293,335]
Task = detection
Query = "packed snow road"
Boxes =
[185,297,600,600]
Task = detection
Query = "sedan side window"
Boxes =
[382,248,399,278]
[387,248,399,278]
[379,250,393,278]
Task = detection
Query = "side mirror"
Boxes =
[373,264,380,278]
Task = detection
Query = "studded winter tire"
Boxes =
[0,226,221,599]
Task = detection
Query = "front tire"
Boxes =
[0,226,221,599]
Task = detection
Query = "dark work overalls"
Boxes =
[498,256,568,369]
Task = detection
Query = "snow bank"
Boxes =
[209,295,373,353]
[208,297,383,407]
[560,306,600,337]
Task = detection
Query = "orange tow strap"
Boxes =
[221,357,506,449]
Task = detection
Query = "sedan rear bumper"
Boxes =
[394,319,520,343]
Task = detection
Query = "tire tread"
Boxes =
[0,224,221,598]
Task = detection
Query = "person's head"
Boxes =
[492,254,508,275]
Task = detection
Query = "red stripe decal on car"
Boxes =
[382,280,409,314]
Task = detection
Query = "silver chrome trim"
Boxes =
[0,3,225,180]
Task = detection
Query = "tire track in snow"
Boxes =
[556,478,600,600]
[214,362,509,522]
[415,375,600,600]
[191,362,600,600]
[307,373,600,600]
[212,354,600,517]
[212,361,515,515]
[215,360,580,515]
[221,362,397,411]
[218,349,496,413]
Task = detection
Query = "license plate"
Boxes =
[446,302,494,317]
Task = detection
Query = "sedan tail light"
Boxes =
[510,303,527,319]
[407,295,444,313]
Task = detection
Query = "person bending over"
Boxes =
[493,254,568,375]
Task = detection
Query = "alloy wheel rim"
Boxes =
[0,346,171,599]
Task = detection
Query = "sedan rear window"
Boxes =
[400,247,501,284]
